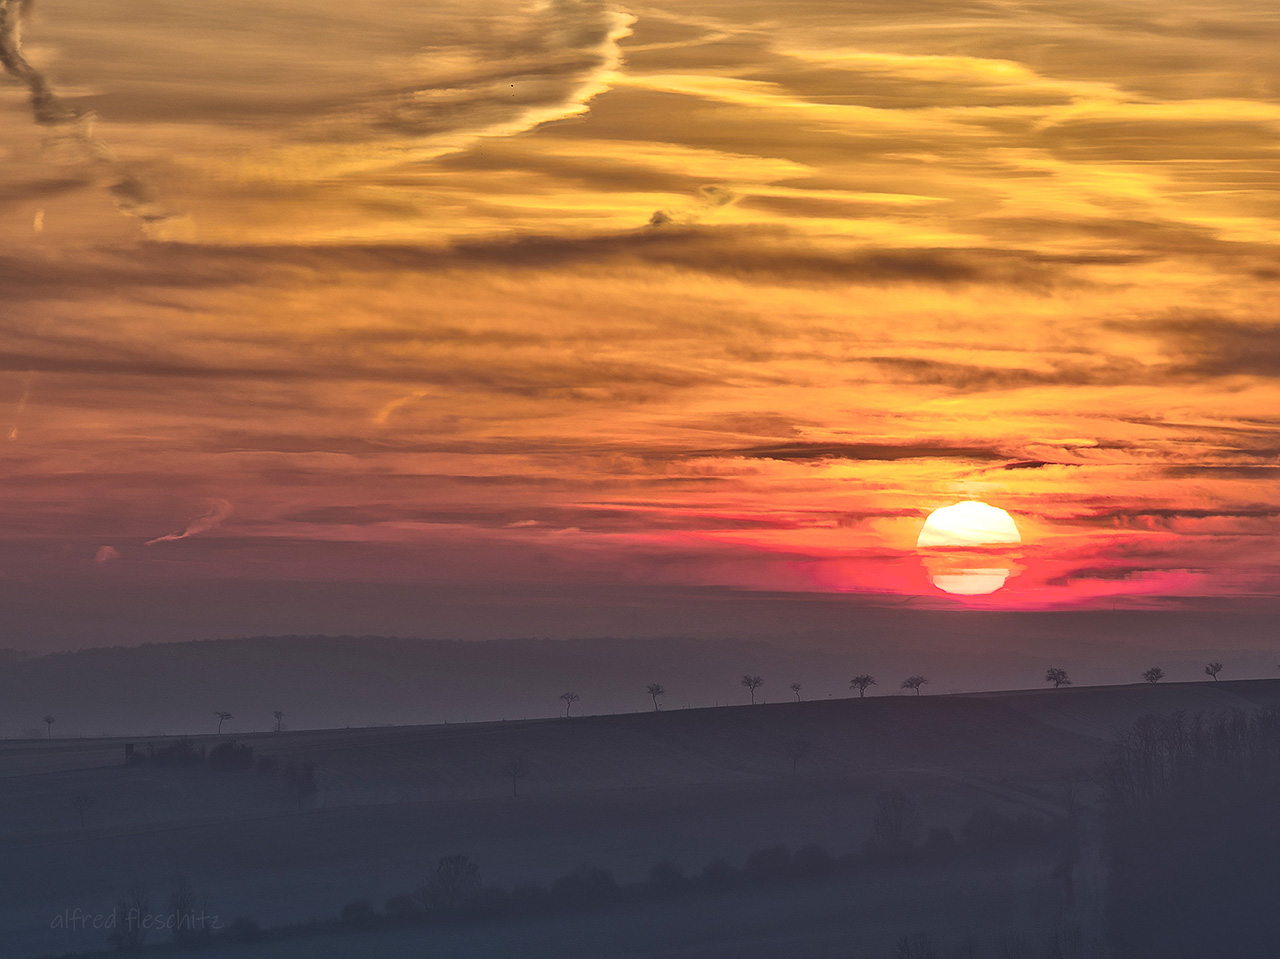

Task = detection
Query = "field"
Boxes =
[5,679,1280,958]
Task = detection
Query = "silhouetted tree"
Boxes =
[646,683,665,711]
[872,789,922,852]
[273,710,285,732]
[648,861,685,897]
[501,756,530,798]
[782,739,812,777]
[790,682,802,702]
[419,855,481,914]
[1205,662,1223,681]
[1142,667,1164,684]
[893,935,938,959]
[901,675,928,696]
[283,762,316,810]
[850,675,876,698]
[559,691,580,717]
[70,789,95,827]
[340,900,376,926]
[107,883,149,951]
[1045,667,1072,688]
[214,711,232,734]
[167,877,199,944]
[741,674,764,703]
[43,714,55,738]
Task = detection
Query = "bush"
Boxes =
[385,893,420,919]
[699,859,740,890]
[791,843,835,877]
[924,826,956,855]
[550,868,619,909]
[509,883,551,915]
[648,861,686,897]
[340,900,377,926]
[744,845,791,881]
[961,807,1050,851]
[207,741,254,772]
[148,738,204,767]
[222,917,262,942]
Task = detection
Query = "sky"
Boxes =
[2,0,1280,650]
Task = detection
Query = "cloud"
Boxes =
[704,441,1009,464]
[0,0,178,229]
[144,499,234,546]
[94,545,120,563]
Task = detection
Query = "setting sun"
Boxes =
[917,502,1022,549]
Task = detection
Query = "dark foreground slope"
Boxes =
[3,680,1280,958]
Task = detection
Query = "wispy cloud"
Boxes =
[145,500,233,546]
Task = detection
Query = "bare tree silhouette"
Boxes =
[850,675,876,698]
[1045,667,1072,688]
[42,714,55,738]
[107,884,150,951]
[901,675,928,696]
[419,855,482,914]
[782,739,812,777]
[741,674,764,704]
[1205,662,1223,681]
[214,711,232,734]
[559,692,580,717]
[501,756,530,798]
[1142,667,1164,684]
[273,710,285,732]
[70,789,95,827]
[790,682,802,702]
[873,789,922,851]
[646,683,665,711]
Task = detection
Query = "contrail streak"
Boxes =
[145,500,234,546]
[0,0,176,228]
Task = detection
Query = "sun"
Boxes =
[917,500,1021,549]
[916,501,1021,596]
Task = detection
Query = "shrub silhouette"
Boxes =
[222,917,262,942]
[550,868,619,909]
[509,883,551,915]
[207,741,254,771]
[700,859,740,890]
[1141,666,1164,684]
[148,738,205,767]
[340,900,377,926]
[893,935,938,959]
[924,825,956,855]
[385,893,420,919]
[744,845,791,881]
[647,861,686,897]
[791,843,835,877]
[1205,662,1223,681]
[961,806,1053,851]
